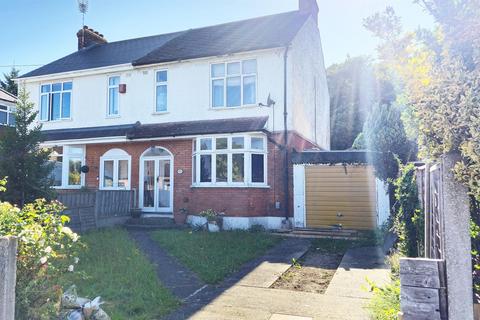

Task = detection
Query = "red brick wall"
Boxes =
[82,131,315,220]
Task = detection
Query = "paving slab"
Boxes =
[325,246,390,299]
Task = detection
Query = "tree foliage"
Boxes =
[328,56,396,150]
[0,88,53,206]
[362,103,410,182]
[1,67,19,96]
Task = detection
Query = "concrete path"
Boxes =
[127,230,206,300]
[325,246,390,299]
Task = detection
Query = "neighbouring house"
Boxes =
[17,0,330,230]
[0,88,16,127]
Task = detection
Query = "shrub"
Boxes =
[0,178,82,319]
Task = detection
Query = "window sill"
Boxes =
[191,184,270,189]
[152,111,169,115]
[99,187,131,191]
[40,118,73,123]
[210,104,259,111]
[52,186,83,190]
[106,115,121,119]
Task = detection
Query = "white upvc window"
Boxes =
[0,104,15,126]
[99,149,131,190]
[192,134,267,187]
[211,59,257,108]
[155,70,168,112]
[107,76,120,116]
[48,145,85,189]
[39,81,72,121]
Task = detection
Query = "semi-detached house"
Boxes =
[17,0,330,229]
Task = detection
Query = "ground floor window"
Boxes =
[192,134,267,187]
[48,145,85,188]
[100,149,131,190]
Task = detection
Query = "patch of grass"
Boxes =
[60,228,179,320]
[151,230,281,284]
[311,231,382,254]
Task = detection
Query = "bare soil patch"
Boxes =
[271,249,343,294]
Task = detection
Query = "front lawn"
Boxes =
[151,230,281,284]
[60,228,179,320]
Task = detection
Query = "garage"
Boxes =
[292,151,390,230]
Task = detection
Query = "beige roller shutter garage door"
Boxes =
[305,165,377,230]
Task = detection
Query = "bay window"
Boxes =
[211,59,257,108]
[40,81,72,121]
[48,145,85,188]
[100,149,131,190]
[193,135,267,187]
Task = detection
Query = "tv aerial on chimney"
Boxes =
[78,0,88,27]
[78,0,88,48]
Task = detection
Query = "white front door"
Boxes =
[140,151,173,213]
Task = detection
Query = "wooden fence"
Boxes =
[57,190,134,232]
[405,153,473,320]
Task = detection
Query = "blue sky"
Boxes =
[0,0,434,75]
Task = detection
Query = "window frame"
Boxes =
[192,134,268,188]
[49,145,85,189]
[99,149,132,190]
[154,69,168,113]
[39,81,73,122]
[107,75,120,117]
[210,59,258,109]
[0,104,16,126]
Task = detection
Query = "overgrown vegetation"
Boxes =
[152,230,280,284]
[364,0,480,299]
[60,229,179,320]
[393,163,424,257]
[0,89,53,206]
[0,178,81,319]
[367,253,401,320]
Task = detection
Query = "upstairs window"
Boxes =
[155,70,168,112]
[211,59,257,108]
[0,104,15,126]
[107,76,120,116]
[40,82,72,121]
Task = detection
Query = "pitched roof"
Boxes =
[0,88,16,103]
[41,117,269,142]
[20,11,309,78]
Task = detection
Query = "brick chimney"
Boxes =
[77,26,107,50]
[299,0,319,25]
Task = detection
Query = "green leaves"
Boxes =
[0,193,81,319]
